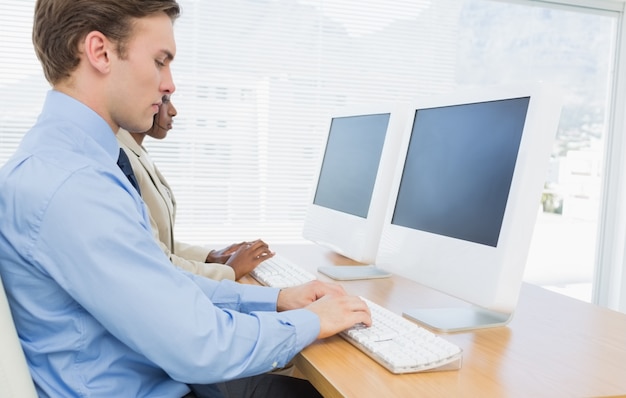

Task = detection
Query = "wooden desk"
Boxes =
[245,244,626,398]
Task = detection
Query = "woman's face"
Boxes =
[146,95,177,140]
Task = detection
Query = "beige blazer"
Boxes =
[117,129,235,280]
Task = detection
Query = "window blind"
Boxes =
[0,0,618,272]
[0,3,48,172]
[154,0,463,246]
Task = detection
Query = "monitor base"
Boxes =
[403,307,512,333]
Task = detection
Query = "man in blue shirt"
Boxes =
[0,1,371,397]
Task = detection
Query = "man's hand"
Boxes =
[306,295,372,339]
[277,280,372,339]
[276,280,346,311]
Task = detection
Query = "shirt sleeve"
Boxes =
[148,210,237,281]
[32,166,320,383]
[173,238,210,262]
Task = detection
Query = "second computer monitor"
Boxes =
[302,104,406,264]
[376,84,562,331]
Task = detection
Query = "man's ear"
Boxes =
[83,31,113,74]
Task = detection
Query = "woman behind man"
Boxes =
[117,95,272,280]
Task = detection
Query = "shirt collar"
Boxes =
[40,90,120,162]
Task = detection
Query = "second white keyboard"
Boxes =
[250,254,317,288]
[341,297,463,374]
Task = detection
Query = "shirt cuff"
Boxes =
[275,308,320,350]
[236,282,281,313]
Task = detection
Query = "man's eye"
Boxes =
[155,59,165,67]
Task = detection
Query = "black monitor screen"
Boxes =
[313,113,390,218]
[391,97,530,247]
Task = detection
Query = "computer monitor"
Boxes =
[375,84,562,332]
[302,104,406,264]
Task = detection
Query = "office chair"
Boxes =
[0,275,37,397]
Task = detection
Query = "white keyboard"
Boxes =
[250,254,317,288]
[341,297,463,374]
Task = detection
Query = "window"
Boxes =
[1,0,624,309]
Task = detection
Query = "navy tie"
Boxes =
[117,148,141,195]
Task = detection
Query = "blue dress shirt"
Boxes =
[0,90,319,397]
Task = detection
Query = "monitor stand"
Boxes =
[403,307,512,333]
